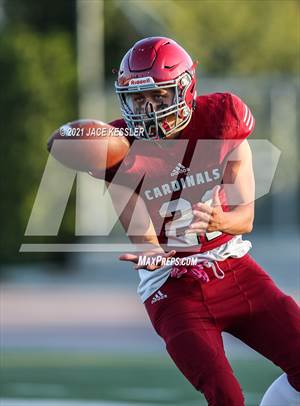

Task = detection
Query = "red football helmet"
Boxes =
[115,37,197,140]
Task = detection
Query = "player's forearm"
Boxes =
[220,204,254,235]
[121,210,161,250]
[128,230,161,249]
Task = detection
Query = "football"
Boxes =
[47,119,130,171]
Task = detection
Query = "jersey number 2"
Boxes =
[159,197,222,247]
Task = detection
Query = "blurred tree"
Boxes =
[104,1,140,79]
[3,0,298,81]
[3,0,76,33]
[0,27,77,264]
[104,0,299,77]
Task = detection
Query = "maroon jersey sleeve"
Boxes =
[213,93,256,160]
[193,93,255,142]
[229,93,255,139]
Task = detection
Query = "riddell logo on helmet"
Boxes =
[129,77,155,86]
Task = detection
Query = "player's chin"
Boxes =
[165,128,181,139]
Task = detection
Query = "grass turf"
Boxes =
[0,351,281,405]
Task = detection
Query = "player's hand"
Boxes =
[119,249,176,271]
[186,186,225,235]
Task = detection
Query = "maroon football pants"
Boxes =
[144,254,300,406]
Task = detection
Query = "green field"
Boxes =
[0,351,281,405]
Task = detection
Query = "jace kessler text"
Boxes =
[59,126,144,137]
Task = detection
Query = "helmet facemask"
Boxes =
[115,72,194,140]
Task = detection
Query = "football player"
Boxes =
[92,37,300,405]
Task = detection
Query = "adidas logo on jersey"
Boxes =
[151,290,168,304]
[171,163,190,176]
